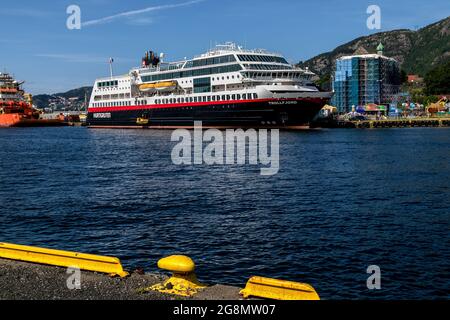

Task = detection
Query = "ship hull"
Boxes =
[0,114,67,128]
[87,97,329,129]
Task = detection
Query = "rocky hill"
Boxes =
[33,86,92,111]
[299,16,450,79]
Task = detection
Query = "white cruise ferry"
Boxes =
[87,42,332,128]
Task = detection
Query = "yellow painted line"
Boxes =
[0,242,129,277]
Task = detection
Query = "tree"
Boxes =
[400,69,408,84]
[315,73,331,92]
[424,60,450,95]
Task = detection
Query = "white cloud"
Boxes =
[0,8,51,18]
[35,54,133,64]
[82,0,204,27]
[126,17,155,26]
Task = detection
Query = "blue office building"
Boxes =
[332,44,400,113]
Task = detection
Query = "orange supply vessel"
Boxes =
[0,72,66,127]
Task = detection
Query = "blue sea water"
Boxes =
[0,127,449,299]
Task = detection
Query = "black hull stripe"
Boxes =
[87,99,329,128]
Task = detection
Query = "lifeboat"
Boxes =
[139,81,177,92]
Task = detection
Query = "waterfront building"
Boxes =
[331,43,401,113]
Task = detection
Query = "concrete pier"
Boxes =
[0,258,241,300]
[352,118,450,129]
[312,117,450,129]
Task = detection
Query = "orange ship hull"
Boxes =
[0,114,67,127]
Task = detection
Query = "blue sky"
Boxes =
[1,0,448,94]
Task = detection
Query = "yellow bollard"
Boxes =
[146,255,206,297]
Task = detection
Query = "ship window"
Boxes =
[237,94,241,100]
[253,93,258,99]
[232,94,236,100]
[212,96,216,101]
[193,77,211,93]
[207,96,211,102]
[226,95,230,100]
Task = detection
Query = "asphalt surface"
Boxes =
[0,258,242,300]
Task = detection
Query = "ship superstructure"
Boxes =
[87,43,332,128]
[0,73,32,113]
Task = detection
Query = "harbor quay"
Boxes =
[0,258,241,300]
[312,117,450,129]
